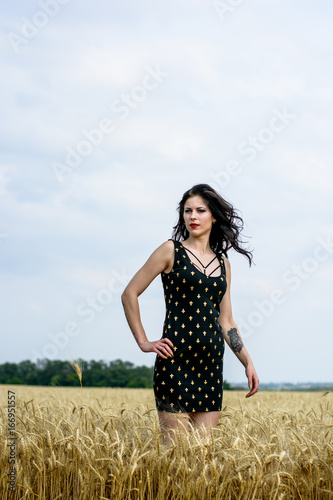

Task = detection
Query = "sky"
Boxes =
[1,0,332,384]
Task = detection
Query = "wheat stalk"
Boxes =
[0,388,331,499]
[69,360,83,413]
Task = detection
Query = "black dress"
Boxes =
[153,239,227,413]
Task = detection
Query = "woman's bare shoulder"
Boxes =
[156,239,175,258]
[154,239,175,272]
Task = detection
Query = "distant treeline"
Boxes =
[0,359,233,389]
[0,359,154,388]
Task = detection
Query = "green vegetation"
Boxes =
[0,359,153,388]
[0,359,234,389]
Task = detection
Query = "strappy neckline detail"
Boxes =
[180,243,223,278]
[182,246,217,271]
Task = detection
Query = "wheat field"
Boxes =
[0,383,332,500]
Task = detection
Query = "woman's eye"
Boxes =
[185,209,206,212]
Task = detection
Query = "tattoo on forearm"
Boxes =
[227,327,244,353]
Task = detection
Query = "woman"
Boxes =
[121,183,259,442]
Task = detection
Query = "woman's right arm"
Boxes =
[121,240,174,359]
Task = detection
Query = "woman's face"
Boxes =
[183,195,216,237]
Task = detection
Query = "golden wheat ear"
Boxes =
[69,360,84,412]
[70,361,82,386]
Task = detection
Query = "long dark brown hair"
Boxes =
[172,183,254,266]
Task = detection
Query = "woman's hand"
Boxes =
[245,363,259,398]
[139,338,174,359]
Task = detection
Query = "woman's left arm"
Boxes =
[217,257,259,397]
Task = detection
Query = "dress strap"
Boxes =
[208,253,226,278]
[182,245,218,276]
[219,253,226,275]
[168,238,181,247]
